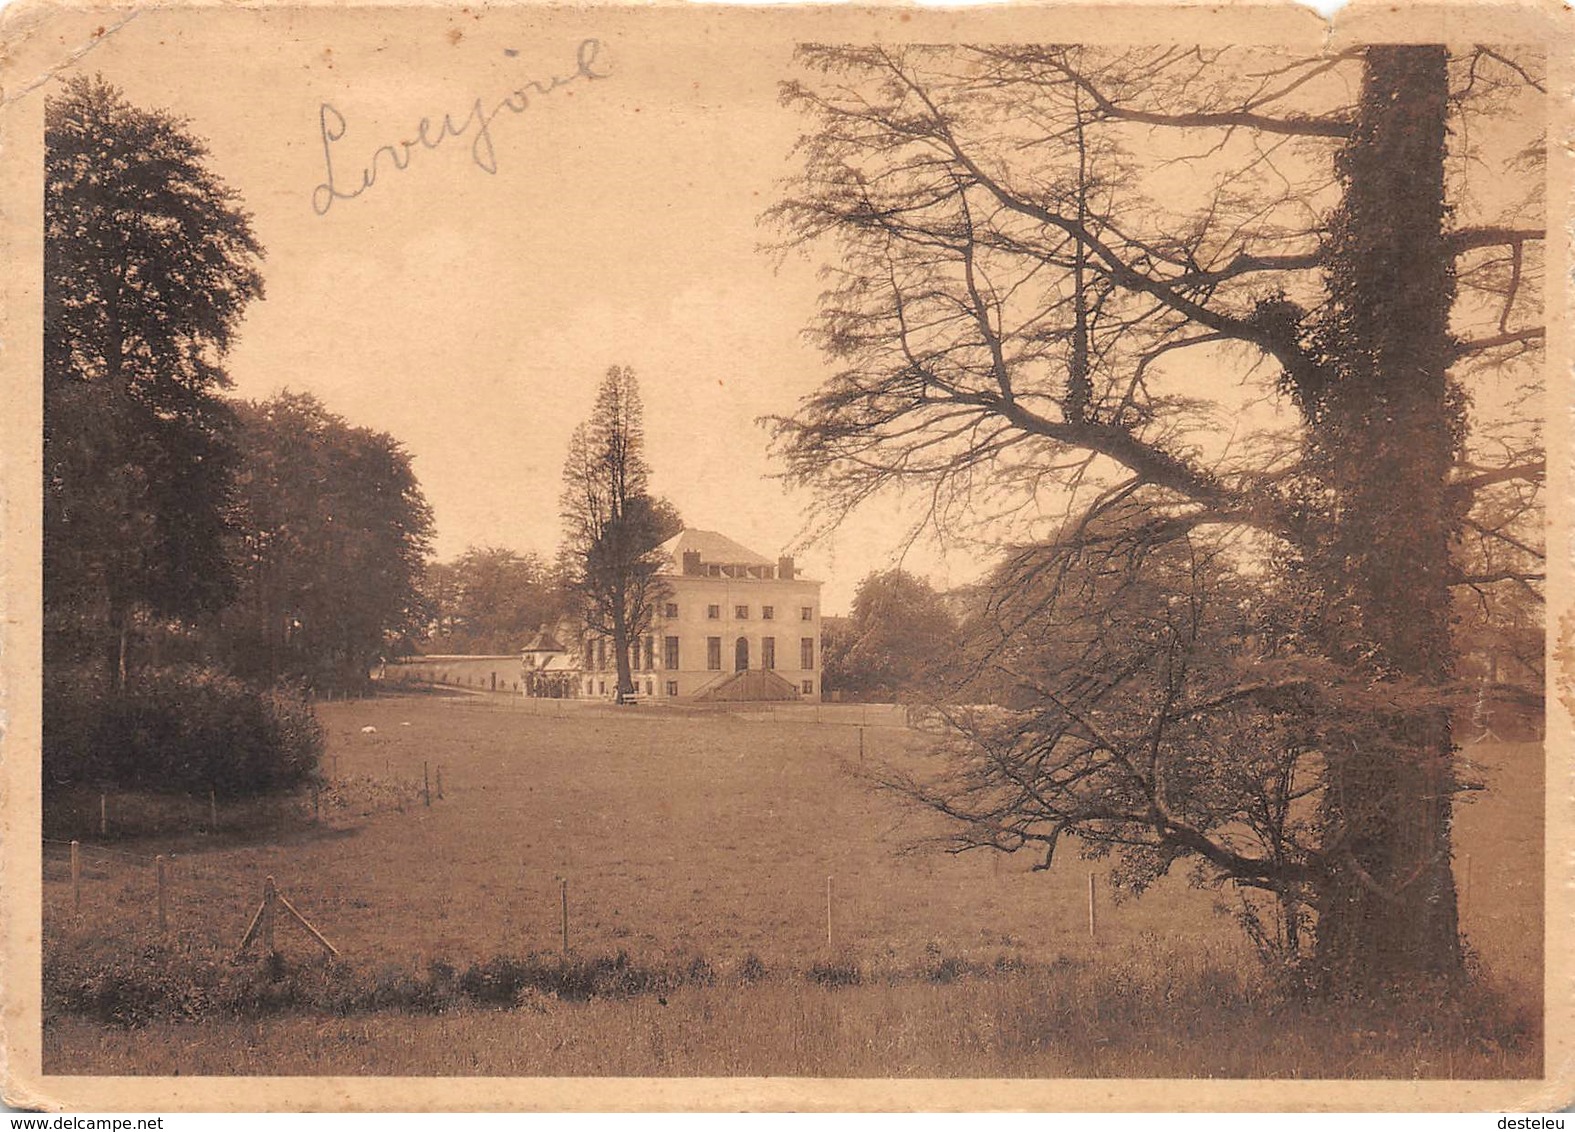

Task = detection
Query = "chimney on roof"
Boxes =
[778,555,795,581]
[682,549,703,576]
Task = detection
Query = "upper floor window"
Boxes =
[706,637,723,671]
[801,606,814,621]
[707,604,721,619]
[762,637,776,670]
[663,602,679,619]
[735,604,749,620]
[664,635,680,670]
[801,637,815,671]
[762,605,775,620]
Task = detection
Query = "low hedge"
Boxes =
[43,667,323,799]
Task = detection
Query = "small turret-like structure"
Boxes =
[520,626,565,670]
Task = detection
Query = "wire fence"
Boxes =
[42,754,450,847]
[41,821,1064,971]
[40,770,465,954]
[390,685,916,729]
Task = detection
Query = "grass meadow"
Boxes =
[41,691,1545,1078]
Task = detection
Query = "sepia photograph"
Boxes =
[0,0,1569,1111]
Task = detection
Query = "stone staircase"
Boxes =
[693,669,803,702]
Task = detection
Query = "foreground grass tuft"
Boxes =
[44,939,712,1025]
[42,935,1539,1079]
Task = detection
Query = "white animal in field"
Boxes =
[361,725,377,734]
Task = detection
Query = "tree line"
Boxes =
[45,77,434,702]
[41,77,691,744]
[43,77,438,795]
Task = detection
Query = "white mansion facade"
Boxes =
[577,528,823,702]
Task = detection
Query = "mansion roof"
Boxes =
[657,528,819,584]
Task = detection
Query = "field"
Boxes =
[41,691,1545,1078]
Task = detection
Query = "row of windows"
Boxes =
[702,636,815,671]
[662,602,814,622]
[586,638,661,672]
[582,677,817,698]
[587,635,816,672]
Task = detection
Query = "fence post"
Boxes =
[826,875,834,947]
[560,878,569,957]
[435,767,444,800]
[313,786,321,823]
[155,854,168,933]
[210,788,218,832]
[858,726,865,765]
[70,840,81,911]
[99,793,107,837]
[1087,872,1098,940]
[424,761,432,807]
[263,876,277,954]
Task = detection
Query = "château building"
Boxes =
[578,528,823,702]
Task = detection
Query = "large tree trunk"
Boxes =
[1310,45,1463,989]
[611,582,635,704]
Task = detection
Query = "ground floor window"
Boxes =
[762,636,776,670]
[801,637,815,670]
[801,680,814,696]
[707,637,722,670]
[664,635,680,669]
[666,680,678,698]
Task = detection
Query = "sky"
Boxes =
[40,6,974,614]
[28,10,1545,613]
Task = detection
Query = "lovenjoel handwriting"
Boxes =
[312,38,609,216]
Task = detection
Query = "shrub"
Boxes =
[43,666,323,798]
[807,957,862,988]
[44,943,693,1025]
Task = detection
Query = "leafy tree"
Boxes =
[832,570,961,701]
[422,546,567,654]
[820,615,856,698]
[44,75,264,689]
[220,393,434,692]
[558,366,682,702]
[771,44,1544,992]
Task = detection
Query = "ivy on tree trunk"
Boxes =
[1305,45,1464,987]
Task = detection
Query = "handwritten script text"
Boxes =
[312,38,608,215]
